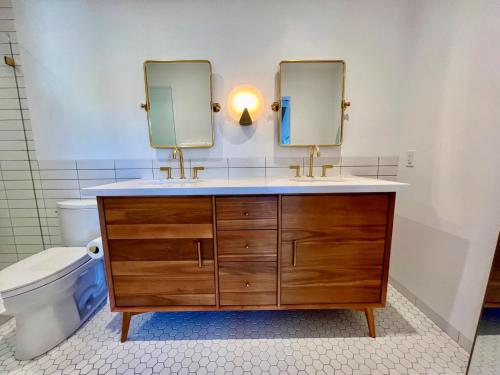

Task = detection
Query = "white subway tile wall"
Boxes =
[0,1,44,270]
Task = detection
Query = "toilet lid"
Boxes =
[0,247,90,298]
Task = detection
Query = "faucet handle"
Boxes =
[289,165,301,178]
[321,164,333,177]
[159,166,172,179]
[192,166,205,179]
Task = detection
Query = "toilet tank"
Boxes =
[57,199,100,246]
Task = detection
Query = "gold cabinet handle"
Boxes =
[159,166,172,179]
[192,166,205,179]
[197,241,202,268]
[293,240,297,267]
[321,164,333,177]
[244,211,249,217]
[244,244,249,249]
[289,165,301,178]
[245,281,250,288]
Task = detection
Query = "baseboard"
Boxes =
[389,276,473,353]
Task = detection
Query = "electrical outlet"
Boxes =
[406,150,415,167]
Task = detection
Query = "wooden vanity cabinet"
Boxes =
[97,193,396,342]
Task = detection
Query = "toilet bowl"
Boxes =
[0,199,107,360]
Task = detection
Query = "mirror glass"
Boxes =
[467,235,500,374]
[279,61,345,146]
[144,60,213,148]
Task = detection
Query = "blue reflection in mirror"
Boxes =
[280,96,291,145]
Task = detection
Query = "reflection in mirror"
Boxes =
[467,234,500,374]
[279,61,345,146]
[144,61,213,148]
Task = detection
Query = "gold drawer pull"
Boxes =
[293,240,297,267]
[245,281,250,288]
[197,241,202,268]
[244,244,249,249]
[244,211,250,216]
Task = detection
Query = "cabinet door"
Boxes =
[102,197,216,307]
[281,194,391,305]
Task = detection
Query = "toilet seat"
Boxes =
[0,247,90,299]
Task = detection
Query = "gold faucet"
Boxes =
[307,145,320,177]
[172,146,186,179]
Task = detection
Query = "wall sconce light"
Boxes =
[227,85,263,126]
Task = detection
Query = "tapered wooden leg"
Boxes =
[364,308,376,338]
[120,312,133,343]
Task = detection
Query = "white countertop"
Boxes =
[83,176,409,196]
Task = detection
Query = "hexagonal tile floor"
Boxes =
[468,308,500,375]
[0,286,468,374]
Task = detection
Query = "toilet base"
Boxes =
[14,293,107,360]
[3,258,108,360]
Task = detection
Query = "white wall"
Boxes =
[391,0,500,344]
[12,0,411,160]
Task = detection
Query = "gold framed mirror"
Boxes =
[142,60,219,149]
[276,60,349,147]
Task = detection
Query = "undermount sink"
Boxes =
[141,179,203,185]
[289,177,350,183]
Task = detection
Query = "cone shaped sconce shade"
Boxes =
[227,85,263,126]
[239,108,253,126]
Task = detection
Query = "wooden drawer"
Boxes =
[281,240,385,268]
[281,194,389,230]
[216,196,277,230]
[219,262,277,306]
[108,238,216,307]
[103,197,213,240]
[218,230,277,262]
[108,239,214,262]
[113,261,216,307]
[281,267,382,305]
[280,241,384,304]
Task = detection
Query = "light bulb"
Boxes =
[227,85,263,124]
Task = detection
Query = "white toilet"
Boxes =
[0,199,107,360]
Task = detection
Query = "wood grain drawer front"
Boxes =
[219,262,277,306]
[281,240,385,268]
[280,241,384,304]
[108,239,214,262]
[281,267,382,305]
[216,196,277,230]
[218,230,277,262]
[282,194,389,230]
[112,261,215,307]
[104,197,213,240]
[110,239,215,307]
